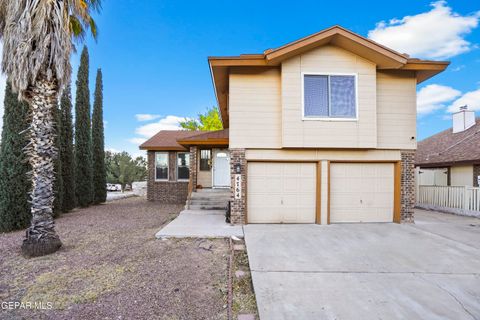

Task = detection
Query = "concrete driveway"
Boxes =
[244,210,480,320]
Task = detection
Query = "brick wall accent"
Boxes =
[473,164,480,187]
[401,150,415,222]
[147,151,188,204]
[189,146,198,192]
[229,148,246,224]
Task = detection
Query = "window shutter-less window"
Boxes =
[304,74,356,118]
[304,75,328,117]
[330,75,356,117]
[155,152,169,180]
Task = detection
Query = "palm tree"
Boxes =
[0,0,101,257]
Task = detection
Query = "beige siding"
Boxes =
[377,71,417,149]
[245,149,401,162]
[451,165,474,186]
[229,68,282,148]
[281,46,377,148]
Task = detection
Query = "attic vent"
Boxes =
[452,106,475,133]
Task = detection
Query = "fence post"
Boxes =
[463,186,469,212]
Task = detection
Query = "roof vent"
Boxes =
[452,106,476,133]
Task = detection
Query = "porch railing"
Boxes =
[417,185,480,215]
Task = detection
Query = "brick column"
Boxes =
[473,164,480,187]
[147,151,155,201]
[230,148,246,224]
[401,150,415,222]
[189,146,198,192]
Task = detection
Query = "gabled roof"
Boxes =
[139,130,202,151]
[209,25,449,128]
[416,119,480,167]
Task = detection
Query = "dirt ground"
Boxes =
[0,197,229,320]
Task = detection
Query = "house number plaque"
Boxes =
[234,174,242,199]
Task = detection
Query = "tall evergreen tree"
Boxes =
[74,46,93,207]
[59,85,76,212]
[92,69,107,204]
[0,83,31,232]
[52,104,63,217]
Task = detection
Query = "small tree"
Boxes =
[92,69,106,204]
[105,151,147,192]
[74,46,93,207]
[179,106,223,131]
[0,83,31,232]
[59,85,76,212]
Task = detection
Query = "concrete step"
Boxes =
[195,188,230,193]
[190,193,230,200]
[189,199,229,205]
[189,204,228,210]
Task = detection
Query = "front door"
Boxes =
[213,149,230,187]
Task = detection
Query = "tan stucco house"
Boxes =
[140,25,448,225]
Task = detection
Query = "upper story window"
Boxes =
[155,152,169,181]
[303,74,357,119]
[177,152,190,181]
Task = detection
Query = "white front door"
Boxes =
[213,149,230,187]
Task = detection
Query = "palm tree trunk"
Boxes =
[21,74,62,257]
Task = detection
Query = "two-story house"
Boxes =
[140,26,448,225]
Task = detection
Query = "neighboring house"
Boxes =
[140,25,448,225]
[416,109,480,188]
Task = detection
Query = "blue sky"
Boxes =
[1,1,479,157]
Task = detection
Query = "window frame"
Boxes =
[176,152,190,181]
[199,149,211,172]
[154,152,169,181]
[301,72,359,121]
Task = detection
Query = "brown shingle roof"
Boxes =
[416,118,480,167]
[177,129,229,145]
[139,130,202,151]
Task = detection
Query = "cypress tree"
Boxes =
[74,46,93,207]
[0,83,31,232]
[59,85,76,212]
[92,69,107,204]
[52,103,63,217]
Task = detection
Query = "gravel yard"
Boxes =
[0,197,229,319]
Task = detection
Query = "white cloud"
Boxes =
[417,84,461,115]
[127,137,147,145]
[368,1,480,59]
[128,115,189,147]
[447,88,480,112]
[134,115,186,138]
[135,114,162,122]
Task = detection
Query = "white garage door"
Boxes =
[330,163,394,223]
[247,162,316,223]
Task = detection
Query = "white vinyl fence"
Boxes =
[417,185,480,217]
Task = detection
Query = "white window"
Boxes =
[303,74,357,119]
[177,152,190,181]
[155,152,169,181]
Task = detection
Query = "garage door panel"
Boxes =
[330,163,394,223]
[248,162,316,224]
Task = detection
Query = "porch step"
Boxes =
[186,189,230,211]
[195,188,230,193]
[189,204,228,210]
[189,200,229,206]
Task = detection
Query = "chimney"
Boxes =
[452,106,476,133]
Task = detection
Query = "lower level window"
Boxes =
[155,152,169,180]
[177,152,190,180]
